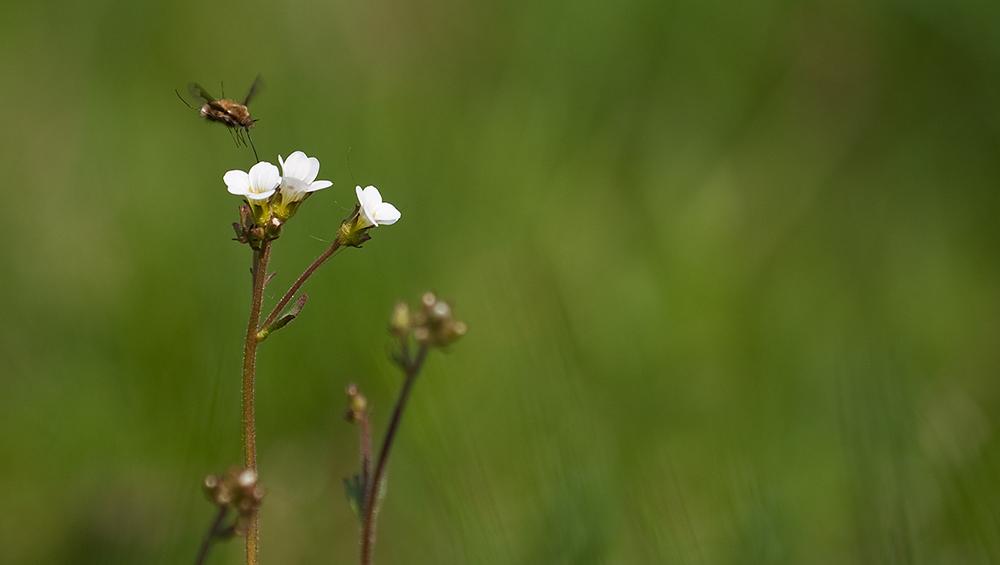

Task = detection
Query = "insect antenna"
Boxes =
[175,89,197,111]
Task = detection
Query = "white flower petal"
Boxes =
[354,186,373,227]
[224,170,251,195]
[281,151,319,183]
[373,202,400,225]
[306,180,333,193]
[248,162,280,194]
[279,151,330,200]
[279,151,304,179]
[355,185,399,227]
[302,157,320,184]
[244,190,274,201]
[357,185,382,207]
[282,177,308,193]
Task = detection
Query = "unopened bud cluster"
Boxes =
[392,292,467,349]
[204,468,265,537]
[233,204,284,249]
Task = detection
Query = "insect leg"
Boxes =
[246,130,260,163]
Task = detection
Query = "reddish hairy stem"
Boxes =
[262,239,342,330]
[359,344,430,565]
[242,242,271,565]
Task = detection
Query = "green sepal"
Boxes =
[343,474,366,521]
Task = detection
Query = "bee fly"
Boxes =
[177,74,262,162]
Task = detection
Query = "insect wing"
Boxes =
[242,74,263,106]
[187,82,216,105]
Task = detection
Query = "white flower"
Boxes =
[278,151,333,203]
[356,185,400,228]
[224,161,280,201]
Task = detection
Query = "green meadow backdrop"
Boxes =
[1,0,999,563]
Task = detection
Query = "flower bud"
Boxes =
[345,384,369,423]
[390,302,410,336]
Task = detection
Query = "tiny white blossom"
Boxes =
[224,161,280,201]
[278,151,333,204]
[356,185,401,228]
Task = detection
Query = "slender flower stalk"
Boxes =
[262,240,343,330]
[194,506,230,565]
[359,344,429,565]
[241,241,271,565]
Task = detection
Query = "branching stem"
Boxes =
[262,239,342,329]
[359,343,430,565]
[194,505,230,565]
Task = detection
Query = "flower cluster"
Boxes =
[391,292,467,350]
[225,151,400,248]
[225,151,332,223]
[203,468,265,538]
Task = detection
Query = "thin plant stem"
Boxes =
[359,344,430,565]
[194,506,230,565]
[242,241,271,565]
[262,239,342,329]
[359,408,373,489]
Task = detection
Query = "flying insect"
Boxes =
[177,74,262,162]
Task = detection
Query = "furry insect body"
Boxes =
[178,74,262,162]
[199,98,255,130]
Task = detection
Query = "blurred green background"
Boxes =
[1,0,999,563]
